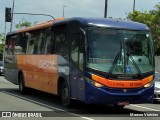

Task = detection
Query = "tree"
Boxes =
[127,3,160,55]
[15,21,32,29]
[0,33,5,60]
[127,10,155,27]
[15,21,38,29]
[0,33,5,44]
[152,4,160,55]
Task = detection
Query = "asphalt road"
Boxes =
[0,76,160,120]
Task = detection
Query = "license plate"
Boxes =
[118,101,129,106]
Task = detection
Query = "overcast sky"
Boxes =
[0,0,159,33]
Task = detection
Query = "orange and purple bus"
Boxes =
[4,17,155,107]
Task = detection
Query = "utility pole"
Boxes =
[10,0,15,32]
[4,22,6,36]
[12,12,55,20]
[104,0,108,18]
[133,0,135,12]
[63,5,66,17]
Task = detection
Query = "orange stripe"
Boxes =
[91,74,153,88]
[15,18,64,34]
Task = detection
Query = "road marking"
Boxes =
[131,104,160,111]
[70,113,94,120]
[2,91,94,120]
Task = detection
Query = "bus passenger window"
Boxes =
[45,36,53,54]
[6,35,16,55]
[45,29,53,54]
[33,33,39,54]
[37,32,45,54]
[27,40,34,54]
[54,33,68,58]
[14,34,27,54]
[71,34,79,64]
[26,32,39,54]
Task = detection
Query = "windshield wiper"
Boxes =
[109,51,121,74]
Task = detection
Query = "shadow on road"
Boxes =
[0,87,147,117]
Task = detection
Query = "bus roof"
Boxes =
[7,17,149,35]
[7,17,64,35]
[63,17,150,31]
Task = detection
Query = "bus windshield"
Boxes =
[87,28,154,75]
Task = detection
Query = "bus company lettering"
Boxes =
[107,82,125,87]
[38,60,56,69]
[130,83,143,87]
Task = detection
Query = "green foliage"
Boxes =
[127,11,155,27]
[127,3,160,55]
[15,21,32,29]
[0,33,5,60]
[152,4,160,56]
[0,44,5,60]
[0,33,5,43]
[15,21,39,29]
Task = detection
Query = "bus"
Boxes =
[4,17,155,107]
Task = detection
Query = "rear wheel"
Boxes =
[19,74,27,94]
[61,82,71,107]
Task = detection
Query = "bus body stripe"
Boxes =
[86,72,153,88]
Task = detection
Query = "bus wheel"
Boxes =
[113,104,125,109]
[61,82,71,107]
[19,74,27,94]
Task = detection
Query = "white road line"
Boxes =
[70,113,94,120]
[2,91,94,120]
[131,104,160,111]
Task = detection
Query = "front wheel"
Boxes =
[19,74,27,94]
[113,104,125,109]
[61,82,71,107]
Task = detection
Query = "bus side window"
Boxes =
[27,40,34,54]
[54,32,68,58]
[70,34,79,64]
[37,31,44,54]
[14,33,27,54]
[35,28,51,54]
[33,32,39,54]
[6,35,17,55]
[26,32,33,54]
[44,28,53,54]
[70,33,84,70]
[26,31,39,54]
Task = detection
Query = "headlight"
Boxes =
[144,81,154,88]
[86,77,104,88]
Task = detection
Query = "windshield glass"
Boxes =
[123,31,153,74]
[87,28,154,75]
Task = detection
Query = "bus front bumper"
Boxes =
[85,82,154,105]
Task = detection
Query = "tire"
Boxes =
[153,99,159,104]
[61,82,71,107]
[113,104,125,109]
[19,74,27,94]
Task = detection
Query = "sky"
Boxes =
[0,0,159,34]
